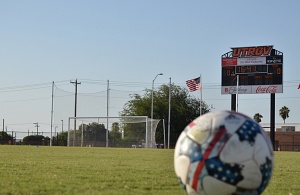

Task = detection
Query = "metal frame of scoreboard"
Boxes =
[221,45,283,94]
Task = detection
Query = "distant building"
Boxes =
[260,123,300,132]
[260,123,300,151]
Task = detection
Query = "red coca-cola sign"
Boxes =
[256,86,278,93]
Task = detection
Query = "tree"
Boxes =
[23,135,49,145]
[52,131,68,146]
[253,113,263,123]
[279,106,290,124]
[109,122,122,147]
[0,131,13,144]
[120,84,211,147]
[82,122,107,146]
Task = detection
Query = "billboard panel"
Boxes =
[237,57,266,65]
[266,56,283,64]
[221,85,283,94]
[221,45,283,94]
[222,58,237,66]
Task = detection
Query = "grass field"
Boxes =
[0,146,299,195]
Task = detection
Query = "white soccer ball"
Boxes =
[174,110,273,195]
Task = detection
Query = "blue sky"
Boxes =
[1,1,300,138]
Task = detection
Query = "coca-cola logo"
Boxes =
[256,86,278,93]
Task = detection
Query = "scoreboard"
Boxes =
[221,46,283,94]
[222,64,282,86]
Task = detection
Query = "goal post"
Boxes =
[67,116,160,148]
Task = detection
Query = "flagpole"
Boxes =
[200,75,202,116]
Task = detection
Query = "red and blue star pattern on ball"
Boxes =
[191,126,227,190]
[205,156,244,185]
[236,119,261,146]
[257,157,273,194]
[177,136,203,190]
[178,136,203,163]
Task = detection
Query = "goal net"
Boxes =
[67,116,160,148]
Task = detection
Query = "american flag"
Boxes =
[186,77,201,92]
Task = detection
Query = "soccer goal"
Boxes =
[67,116,160,148]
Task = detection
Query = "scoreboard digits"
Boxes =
[235,65,267,74]
[221,64,282,86]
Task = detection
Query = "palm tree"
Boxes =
[253,113,263,123]
[279,106,290,124]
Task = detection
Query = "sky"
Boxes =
[1,0,300,138]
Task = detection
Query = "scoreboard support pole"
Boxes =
[231,94,236,111]
[270,93,276,150]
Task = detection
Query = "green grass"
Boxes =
[0,146,299,195]
[264,152,300,195]
[0,146,179,195]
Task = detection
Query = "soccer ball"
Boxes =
[174,110,273,195]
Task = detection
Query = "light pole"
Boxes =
[151,73,163,148]
[54,126,58,146]
[61,120,64,133]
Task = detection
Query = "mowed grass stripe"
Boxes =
[0,146,299,195]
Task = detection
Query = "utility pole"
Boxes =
[70,79,81,146]
[33,122,39,135]
[50,81,54,146]
[2,119,4,140]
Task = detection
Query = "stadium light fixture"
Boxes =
[151,73,163,148]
